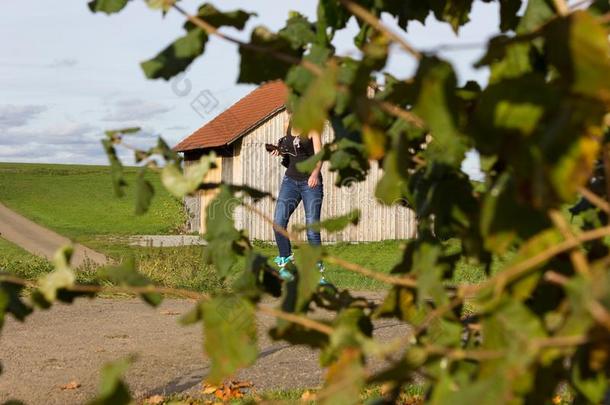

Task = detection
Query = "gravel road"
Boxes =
[0,293,407,404]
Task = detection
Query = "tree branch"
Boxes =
[0,274,334,335]
[258,304,333,335]
[577,186,610,214]
[549,209,591,277]
[338,0,422,60]
[461,225,610,297]
[172,3,323,75]
[324,256,416,288]
[552,0,569,16]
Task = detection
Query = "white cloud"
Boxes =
[0,121,161,166]
[0,122,96,145]
[102,98,173,122]
[0,105,47,129]
[48,58,78,68]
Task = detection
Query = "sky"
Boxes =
[0,0,505,177]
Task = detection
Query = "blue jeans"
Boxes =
[273,176,323,257]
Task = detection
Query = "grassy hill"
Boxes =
[0,162,488,292]
[0,162,185,239]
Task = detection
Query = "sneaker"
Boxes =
[273,255,294,267]
[317,261,329,285]
[273,255,295,281]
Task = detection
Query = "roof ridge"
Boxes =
[174,80,287,152]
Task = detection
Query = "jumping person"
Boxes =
[268,115,325,282]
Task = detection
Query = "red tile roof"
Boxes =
[174,80,287,152]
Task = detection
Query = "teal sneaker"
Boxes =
[317,261,329,285]
[273,255,295,282]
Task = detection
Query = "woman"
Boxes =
[270,116,325,282]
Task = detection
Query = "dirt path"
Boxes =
[0,293,406,404]
[0,202,107,267]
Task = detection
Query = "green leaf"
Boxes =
[571,346,608,404]
[319,348,365,405]
[238,26,303,84]
[375,150,408,205]
[295,143,330,175]
[557,275,594,337]
[269,322,329,348]
[474,75,557,154]
[431,370,509,405]
[227,183,273,202]
[476,37,534,83]
[412,242,449,306]
[374,286,420,322]
[550,134,600,202]
[88,0,130,14]
[201,296,258,383]
[0,279,33,330]
[425,317,463,347]
[154,137,180,163]
[98,257,162,307]
[588,0,610,15]
[321,308,373,366]
[101,138,127,197]
[292,63,338,135]
[184,4,255,31]
[499,0,523,32]
[480,173,549,254]
[104,127,141,139]
[135,167,154,215]
[543,11,610,102]
[413,57,467,167]
[145,0,175,12]
[362,124,387,160]
[141,28,208,80]
[294,245,322,311]
[203,185,249,277]
[37,247,76,303]
[481,299,547,363]
[161,152,216,198]
[431,0,475,33]
[231,251,278,298]
[292,209,360,233]
[278,12,317,50]
[516,0,555,34]
[318,0,350,33]
[285,43,332,103]
[87,357,133,405]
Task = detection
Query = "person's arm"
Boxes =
[308,131,323,188]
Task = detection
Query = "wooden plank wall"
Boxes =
[230,110,417,242]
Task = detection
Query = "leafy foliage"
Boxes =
[87,357,133,405]
[142,3,255,80]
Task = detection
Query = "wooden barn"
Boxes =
[174,81,416,242]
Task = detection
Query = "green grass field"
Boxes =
[0,162,185,239]
[0,238,54,279]
[0,162,488,293]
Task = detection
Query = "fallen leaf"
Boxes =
[202,383,218,395]
[143,394,164,404]
[202,380,252,401]
[231,380,253,389]
[381,382,393,396]
[301,390,317,401]
[60,380,81,390]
